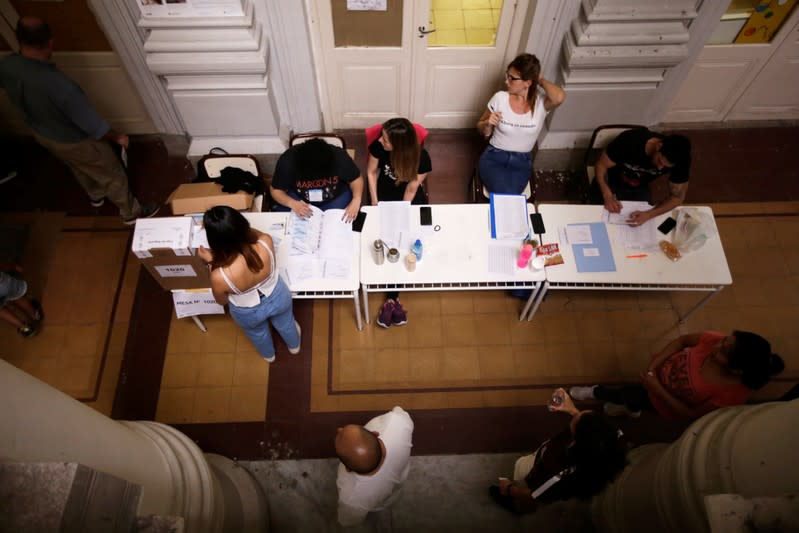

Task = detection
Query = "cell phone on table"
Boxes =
[420,206,432,226]
[530,213,545,235]
[352,211,367,232]
[657,217,677,235]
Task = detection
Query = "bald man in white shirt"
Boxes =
[334,406,414,527]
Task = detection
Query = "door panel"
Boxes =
[314,0,526,129]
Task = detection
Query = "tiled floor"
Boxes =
[1,127,798,461]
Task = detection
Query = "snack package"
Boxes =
[659,240,682,261]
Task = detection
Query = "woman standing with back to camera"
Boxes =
[476,53,565,195]
[198,206,300,363]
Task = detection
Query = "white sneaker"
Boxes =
[569,386,597,401]
[603,402,641,418]
[288,321,301,354]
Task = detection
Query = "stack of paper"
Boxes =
[489,193,529,240]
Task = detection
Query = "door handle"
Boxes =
[418,25,437,38]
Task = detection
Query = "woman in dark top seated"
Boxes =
[490,388,627,513]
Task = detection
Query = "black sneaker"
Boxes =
[30,298,44,322]
[123,203,160,225]
[18,323,39,338]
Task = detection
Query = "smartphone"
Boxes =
[352,211,367,232]
[657,217,677,235]
[420,206,432,226]
[530,213,545,235]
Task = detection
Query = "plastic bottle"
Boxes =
[412,239,423,261]
[517,243,533,268]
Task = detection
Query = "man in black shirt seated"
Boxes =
[591,128,691,226]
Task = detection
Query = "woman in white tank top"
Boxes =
[476,54,565,195]
[199,206,300,362]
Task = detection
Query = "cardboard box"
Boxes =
[168,182,253,215]
[132,217,211,290]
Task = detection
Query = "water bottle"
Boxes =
[517,243,533,268]
[372,240,385,265]
[412,239,423,261]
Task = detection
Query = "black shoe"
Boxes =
[123,203,160,225]
[488,485,517,513]
[18,323,39,338]
[30,298,44,322]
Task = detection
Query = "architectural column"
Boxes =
[592,400,799,533]
[0,359,267,532]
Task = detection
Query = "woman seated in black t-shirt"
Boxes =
[366,118,433,328]
[490,388,627,514]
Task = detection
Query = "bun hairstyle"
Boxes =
[728,330,785,390]
[381,117,421,185]
[507,53,541,110]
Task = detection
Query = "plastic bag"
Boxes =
[671,208,716,254]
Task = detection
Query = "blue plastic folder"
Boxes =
[489,193,529,240]
[570,222,616,273]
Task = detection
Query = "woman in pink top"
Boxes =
[569,331,784,419]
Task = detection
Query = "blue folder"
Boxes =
[570,222,616,273]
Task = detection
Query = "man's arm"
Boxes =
[343,176,364,222]
[627,180,688,226]
[594,151,622,213]
[269,185,312,218]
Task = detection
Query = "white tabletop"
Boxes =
[359,204,546,286]
[537,205,732,286]
[244,212,360,293]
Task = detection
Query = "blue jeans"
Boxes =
[478,145,532,195]
[271,188,353,212]
[227,278,299,359]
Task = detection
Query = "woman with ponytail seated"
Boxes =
[570,330,785,419]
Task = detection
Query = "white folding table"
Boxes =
[245,212,363,330]
[359,204,546,324]
[527,204,732,322]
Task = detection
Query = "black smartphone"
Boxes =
[352,211,367,232]
[657,217,677,235]
[530,213,545,235]
[420,206,432,226]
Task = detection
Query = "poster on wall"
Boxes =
[137,0,244,18]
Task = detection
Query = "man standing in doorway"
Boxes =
[335,406,414,527]
[0,16,158,224]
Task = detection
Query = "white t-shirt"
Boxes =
[336,406,414,526]
[487,90,548,153]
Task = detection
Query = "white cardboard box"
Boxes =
[132,217,193,259]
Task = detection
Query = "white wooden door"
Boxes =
[312,0,526,129]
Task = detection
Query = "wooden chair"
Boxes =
[581,124,646,202]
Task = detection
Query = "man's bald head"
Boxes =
[335,424,383,475]
[16,16,52,50]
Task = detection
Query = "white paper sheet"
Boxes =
[488,241,517,275]
[565,225,593,245]
[602,201,652,225]
[617,220,658,250]
[490,194,529,240]
[378,201,411,248]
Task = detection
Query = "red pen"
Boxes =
[626,254,648,259]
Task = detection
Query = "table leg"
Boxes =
[190,315,208,333]
[362,283,371,325]
[519,282,542,321]
[353,290,363,331]
[525,281,549,321]
[679,286,723,324]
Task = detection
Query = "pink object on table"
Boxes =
[517,243,534,268]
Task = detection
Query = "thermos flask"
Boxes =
[372,240,385,265]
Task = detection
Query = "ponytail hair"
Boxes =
[382,117,421,184]
[728,330,785,390]
[507,53,541,111]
